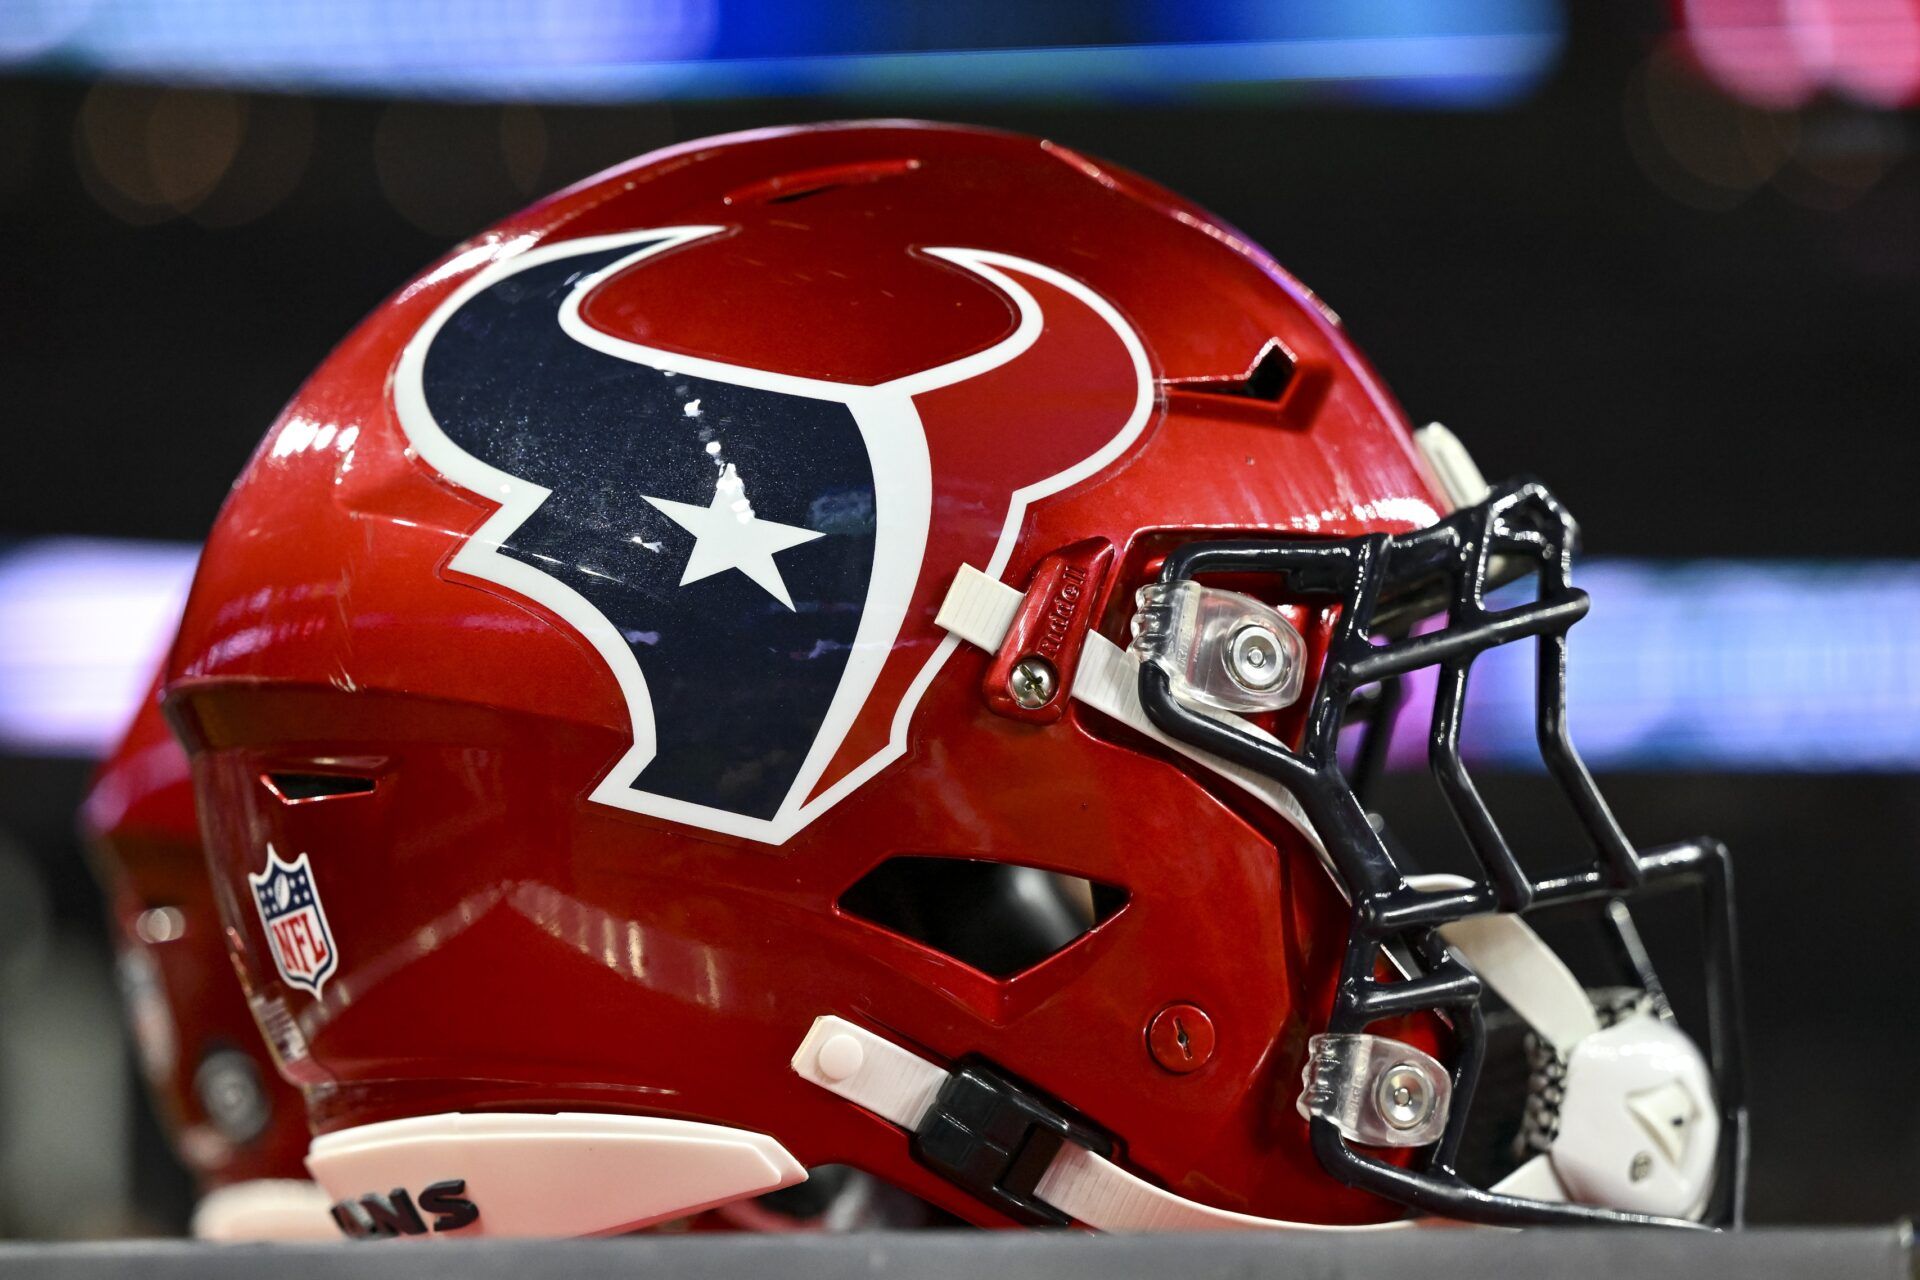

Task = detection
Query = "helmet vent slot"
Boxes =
[261,771,376,803]
[1163,338,1294,403]
[724,158,922,207]
[838,856,1125,978]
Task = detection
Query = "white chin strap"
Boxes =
[791,1016,1406,1232]
[790,964,1713,1233]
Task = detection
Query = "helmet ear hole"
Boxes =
[837,856,1126,978]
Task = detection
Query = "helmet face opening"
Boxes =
[1137,480,1746,1227]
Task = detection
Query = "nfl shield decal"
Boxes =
[249,846,339,997]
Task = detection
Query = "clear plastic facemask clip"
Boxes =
[1297,1033,1452,1148]
[1129,581,1307,715]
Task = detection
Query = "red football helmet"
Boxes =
[162,121,1743,1238]
[82,675,334,1239]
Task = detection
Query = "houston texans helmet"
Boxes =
[82,674,335,1240]
[161,120,1744,1238]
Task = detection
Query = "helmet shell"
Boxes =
[165,121,1448,1227]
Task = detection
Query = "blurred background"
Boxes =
[0,0,1917,1239]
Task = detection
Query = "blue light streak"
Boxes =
[1,0,1562,107]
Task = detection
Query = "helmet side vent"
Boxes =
[261,771,377,804]
[837,856,1125,979]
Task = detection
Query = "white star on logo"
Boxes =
[642,464,824,610]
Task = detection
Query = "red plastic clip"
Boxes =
[982,538,1114,725]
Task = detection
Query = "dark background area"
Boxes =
[0,1,1915,1234]
[6,14,1920,557]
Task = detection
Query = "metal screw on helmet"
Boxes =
[1376,1063,1434,1131]
[1630,1152,1654,1182]
[1146,1002,1216,1074]
[1009,656,1058,709]
[1226,623,1287,693]
[1299,1033,1450,1147]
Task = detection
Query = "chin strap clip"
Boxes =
[979,539,1114,724]
[912,1060,1113,1226]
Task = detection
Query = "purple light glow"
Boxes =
[0,539,198,756]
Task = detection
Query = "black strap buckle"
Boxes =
[910,1059,1111,1225]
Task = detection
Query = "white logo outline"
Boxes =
[393,227,1153,844]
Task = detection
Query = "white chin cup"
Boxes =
[1549,1012,1720,1220]
[1427,884,1720,1221]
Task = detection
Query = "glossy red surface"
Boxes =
[80,675,312,1191]
[162,121,1452,1228]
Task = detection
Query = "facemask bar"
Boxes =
[1135,479,1747,1227]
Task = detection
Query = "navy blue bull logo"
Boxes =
[395,227,1150,843]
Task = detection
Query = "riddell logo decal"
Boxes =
[331,1179,480,1238]
[248,846,339,998]
[1033,562,1090,661]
